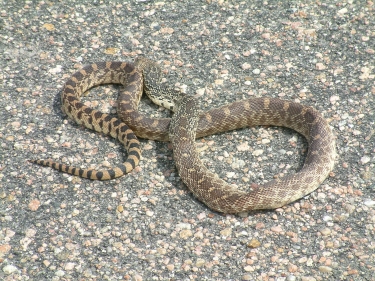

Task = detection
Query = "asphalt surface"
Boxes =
[1,1,375,280]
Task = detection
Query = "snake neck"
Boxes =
[169,95,200,141]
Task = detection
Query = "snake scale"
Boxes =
[32,57,336,213]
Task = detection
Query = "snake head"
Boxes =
[134,56,162,87]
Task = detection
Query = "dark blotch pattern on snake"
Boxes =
[30,62,142,180]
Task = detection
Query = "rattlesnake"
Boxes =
[32,57,336,213]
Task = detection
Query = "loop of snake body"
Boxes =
[125,57,336,213]
[30,62,142,180]
[32,57,336,213]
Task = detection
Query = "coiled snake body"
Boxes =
[32,58,336,213]
[30,62,142,180]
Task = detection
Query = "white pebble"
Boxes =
[237,160,246,168]
[342,113,349,119]
[242,62,251,70]
[364,199,375,208]
[3,265,18,275]
[317,192,326,200]
[14,142,23,150]
[337,7,348,15]
[360,155,371,164]
[319,266,332,273]
[176,223,191,229]
[55,270,65,276]
[323,215,332,221]
[48,65,62,74]
[252,149,263,156]
[146,211,154,217]
[140,196,148,202]
[64,262,75,271]
[45,136,55,143]
[195,88,205,97]
[227,172,235,178]
[252,69,260,74]
[330,95,340,104]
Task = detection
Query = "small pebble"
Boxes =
[316,63,326,70]
[364,199,375,208]
[330,95,340,104]
[146,211,154,217]
[28,199,41,211]
[242,274,253,280]
[64,262,75,270]
[271,225,283,233]
[195,88,205,97]
[220,227,232,237]
[360,155,371,164]
[337,7,348,15]
[242,63,251,70]
[3,265,18,275]
[179,229,193,239]
[319,266,332,273]
[247,238,261,248]
[55,270,65,276]
[195,258,206,267]
[252,149,263,156]
[133,274,143,281]
[252,69,260,74]
[320,228,331,236]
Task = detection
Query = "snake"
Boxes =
[30,62,142,180]
[31,57,336,213]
